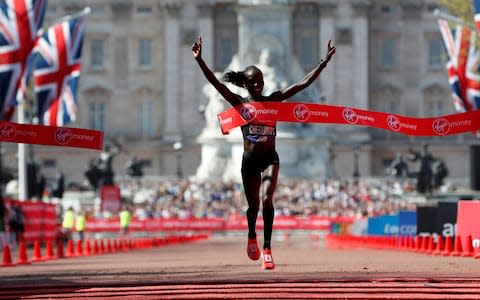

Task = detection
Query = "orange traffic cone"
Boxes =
[462,235,474,257]
[425,236,434,255]
[442,236,453,256]
[450,235,463,256]
[2,245,14,267]
[43,240,56,260]
[474,239,480,259]
[84,239,92,256]
[93,239,99,255]
[31,240,43,262]
[56,239,65,259]
[76,240,83,256]
[17,241,30,264]
[100,239,105,254]
[406,236,414,251]
[432,235,444,256]
[66,239,75,257]
[106,239,113,253]
[414,236,422,252]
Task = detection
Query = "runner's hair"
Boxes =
[222,70,246,88]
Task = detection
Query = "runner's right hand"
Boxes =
[192,37,202,59]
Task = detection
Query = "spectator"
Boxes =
[75,209,86,242]
[0,197,6,248]
[8,204,25,248]
[119,205,132,238]
[61,206,75,241]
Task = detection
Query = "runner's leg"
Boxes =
[261,163,279,250]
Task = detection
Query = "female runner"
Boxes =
[192,37,335,270]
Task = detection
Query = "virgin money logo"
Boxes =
[240,104,257,122]
[342,108,358,124]
[387,115,401,132]
[0,124,16,140]
[55,128,73,145]
[293,104,310,122]
[432,118,450,136]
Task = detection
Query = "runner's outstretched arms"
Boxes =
[192,37,336,104]
[267,40,336,102]
[192,37,242,106]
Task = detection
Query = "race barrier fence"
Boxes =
[326,199,480,260]
[4,198,59,243]
[84,215,351,233]
[3,198,353,244]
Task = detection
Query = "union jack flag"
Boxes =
[0,0,46,120]
[465,31,480,110]
[33,15,85,126]
[474,0,480,32]
[437,18,480,112]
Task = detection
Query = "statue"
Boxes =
[409,144,436,194]
[84,143,120,190]
[125,156,147,178]
[97,144,119,186]
[195,0,331,181]
[387,153,410,179]
[432,159,449,189]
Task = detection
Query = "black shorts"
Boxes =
[241,150,279,175]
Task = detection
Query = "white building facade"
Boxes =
[3,0,473,186]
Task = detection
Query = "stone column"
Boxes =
[401,1,423,116]
[183,2,214,135]
[161,3,182,140]
[352,0,370,110]
[197,3,214,67]
[318,1,337,105]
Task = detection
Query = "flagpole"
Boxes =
[56,6,91,23]
[17,104,27,201]
[433,9,477,30]
[17,6,91,201]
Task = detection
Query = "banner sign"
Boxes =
[218,102,480,136]
[398,210,417,236]
[367,214,399,236]
[0,121,103,150]
[100,185,121,214]
[436,201,457,237]
[416,205,438,236]
[456,200,480,250]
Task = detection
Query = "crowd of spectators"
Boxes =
[116,177,454,221]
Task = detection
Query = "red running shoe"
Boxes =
[247,238,260,260]
[261,248,275,270]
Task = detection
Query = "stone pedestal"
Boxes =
[195,0,332,182]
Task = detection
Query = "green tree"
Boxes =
[438,0,474,24]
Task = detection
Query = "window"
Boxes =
[380,5,396,14]
[299,36,315,69]
[136,6,152,14]
[380,38,396,69]
[138,101,153,136]
[90,39,104,68]
[427,100,444,116]
[42,159,56,168]
[90,6,106,15]
[47,6,56,15]
[89,102,105,131]
[138,39,152,68]
[376,99,395,113]
[218,37,233,70]
[428,38,443,68]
